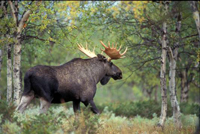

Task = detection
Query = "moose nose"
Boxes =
[118,72,122,79]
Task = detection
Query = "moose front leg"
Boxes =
[73,100,80,113]
[89,100,99,114]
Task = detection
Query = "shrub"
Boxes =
[97,100,200,118]
[0,100,198,134]
[0,100,16,124]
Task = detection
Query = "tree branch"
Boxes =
[18,10,32,33]
[166,46,173,61]
[8,1,17,23]
[23,35,46,42]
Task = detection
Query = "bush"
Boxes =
[0,100,16,124]
[0,100,198,134]
[97,100,200,118]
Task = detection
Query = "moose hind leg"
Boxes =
[16,93,34,113]
[39,98,51,114]
[89,100,99,114]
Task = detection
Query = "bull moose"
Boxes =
[16,41,127,114]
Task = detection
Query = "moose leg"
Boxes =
[16,92,34,113]
[73,100,80,122]
[73,100,80,113]
[39,98,51,114]
[89,100,99,114]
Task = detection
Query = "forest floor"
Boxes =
[0,105,198,134]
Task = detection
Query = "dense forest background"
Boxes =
[0,1,199,133]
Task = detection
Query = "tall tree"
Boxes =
[167,46,182,128]
[167,9,182,128]
[7,42,12,103]
[158,2,168,127]
[190,1,200,40]
[8,1,33,105]
[1,1,14,103]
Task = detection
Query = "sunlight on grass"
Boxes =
[0,105,197,134]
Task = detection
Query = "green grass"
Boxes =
[0,101,198,134]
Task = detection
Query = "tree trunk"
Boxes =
[154,86,158,102]
[158,21,168,127]
[13,38,22,104]
[9,1,32,105]
[7,43,13,103]
[180,69,189,102]
[190,1,200,39]
[167,47,182,128]
[1,1,13,103]
[167,11,182,128]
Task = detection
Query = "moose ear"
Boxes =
[97,54,107,62]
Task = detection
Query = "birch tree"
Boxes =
[8,1,33,105]
[190,1,200,39]
[7,42,12,103]
[167,46,182,128]
[6,1,81,105]
[158,2,168,127]
[168,11,182,128]
[0,1,14,103]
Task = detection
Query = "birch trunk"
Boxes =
[7,43,12,103]
[180,69,189,102]
[13,33,22,105]
[190,1,200,39]
[167,11,182,128]
[9,1,32,105]
[1,1,13,103]
[167,47,182,128]
[158,21,167,127]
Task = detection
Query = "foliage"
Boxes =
[0,100,16,124]
[0,1,199,132]
[0,101,198,134]
[0,1,199,103]
[97,100,200,118]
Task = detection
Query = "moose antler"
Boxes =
[77,43,97,58]
[100,41,128,61]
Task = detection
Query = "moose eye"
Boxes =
[110,62,113,67]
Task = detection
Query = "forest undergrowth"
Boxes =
[0,100,198,134]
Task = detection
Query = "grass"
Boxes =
[0,104,198,134]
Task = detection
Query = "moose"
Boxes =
[16,41,127,114]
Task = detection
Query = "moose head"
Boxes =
[78,41,128,84]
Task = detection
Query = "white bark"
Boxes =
[158,21,168,127]
[7,43,12,103]
[190,1,200,39]
[167,47,182,128]
[13,35,22,105]
[158,2,169,127]
[9,1,32,105]
[167,11,182,128]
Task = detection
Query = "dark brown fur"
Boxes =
[17,54,122,114]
